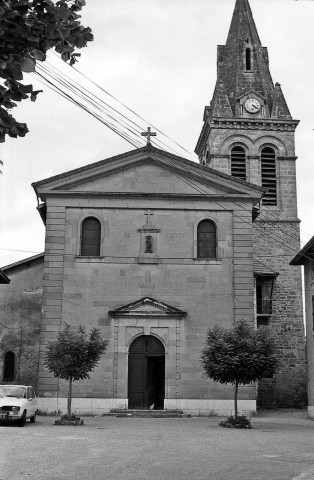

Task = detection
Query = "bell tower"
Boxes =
[195,0,298,216]
[196,0,306,408]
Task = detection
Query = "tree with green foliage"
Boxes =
[44,323,108,416]
[0,0,93,142]
[201,320,279,418]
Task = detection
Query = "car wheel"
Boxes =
[30,412,36,424]
[19,411,26,427]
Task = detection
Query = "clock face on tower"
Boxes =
[244,98,261,113]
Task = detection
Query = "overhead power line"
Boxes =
[28,54,312,255]
[43,56,311,244]
[147,151,305,262]
[33,54,196,161]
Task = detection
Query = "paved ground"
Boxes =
[1,412,314,480]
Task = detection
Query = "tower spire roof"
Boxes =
[195,0,297,158]
[271,82,292,120]
[216,0,275,116]
[210,80,233,118]
[226,0,262,49]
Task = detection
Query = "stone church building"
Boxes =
[0,0,306,414]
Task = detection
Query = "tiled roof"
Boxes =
[1,253,44,271]
[290,236,314,266]
[0,269,10,284]
[253,259,279,277]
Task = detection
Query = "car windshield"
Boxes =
[0,386,27,398]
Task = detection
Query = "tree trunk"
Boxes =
[67,377,73,417]
[234,381,238,418]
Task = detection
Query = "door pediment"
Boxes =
[109,297,186,319]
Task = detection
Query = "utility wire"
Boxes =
[69,57,194,158]
[144,151,310,266]
[39,61,181,156]
[0,248,304,259]
[34,71,142,149]
[29,55,311,256]
[0,321,22,330]
[36,60,190,157]
[147,151,303,259]
[37,64,144,145]
[41,56,312,246]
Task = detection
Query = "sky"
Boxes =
[1,0,314,267]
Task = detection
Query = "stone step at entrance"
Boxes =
[105,409,191,418]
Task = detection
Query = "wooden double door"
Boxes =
[128,335,165,410]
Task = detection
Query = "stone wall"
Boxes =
[37,186,257,410]
[254,221,306,408]
[0,257,43,389]
[202,121,306,409]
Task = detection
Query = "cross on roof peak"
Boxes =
[141,127,156,145]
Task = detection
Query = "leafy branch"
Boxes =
[0,0,93,142]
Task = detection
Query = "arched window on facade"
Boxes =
[245,48,252,71]
[261,147,277,206]
[231,146,246,180]
[197,220,217,259]
[80,217,101,256]
[3,351,15,381]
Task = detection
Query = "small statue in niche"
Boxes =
[145,235,153,254]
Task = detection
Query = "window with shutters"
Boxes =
[261,147,277,206]
[231,146,246,180]
[80,217,101,256]
[255,274,277,330]
[256,278,272,328]
[197,220,217,259]
[3,351,15,381]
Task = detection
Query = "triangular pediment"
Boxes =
[32,146,264,202]
[109,297,186,318]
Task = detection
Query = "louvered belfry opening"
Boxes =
[261,147,277,205]
[197,220,217,259]
[81,217,101,256]
[231,146,246,180]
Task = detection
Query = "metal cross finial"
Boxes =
[141,127,156,145]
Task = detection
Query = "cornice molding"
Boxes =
[195,116,299,157]
[208,117,299,131]
[40,191,259,201]
[109,297,187,319]
[277,156,298,161]
[110,312,185,319]
[255,218,301,224]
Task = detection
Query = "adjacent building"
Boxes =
[0,255,43,388]
[290,239,314,418]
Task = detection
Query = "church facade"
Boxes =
[32,147,264,414]
[0,0,306,414]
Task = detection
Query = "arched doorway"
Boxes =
[128,335,165,410]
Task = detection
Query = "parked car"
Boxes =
[0,385,37,427]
